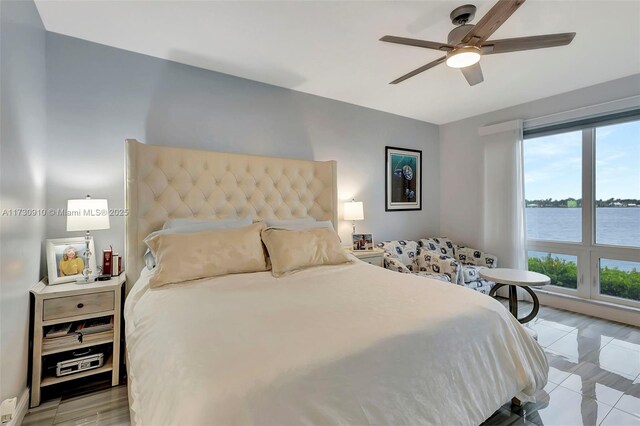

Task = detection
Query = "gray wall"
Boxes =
[45,33,440,253]
[0,0,47,404]
[439,74,640,249]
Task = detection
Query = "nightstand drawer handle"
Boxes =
[77,303,84,309]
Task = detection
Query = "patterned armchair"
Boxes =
[419,238,498,294]
[377,240,459,283]
[377,238,498,295]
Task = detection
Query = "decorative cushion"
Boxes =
[376,240,419,270]
[144,216,255,270]
[145,222,268,288]
[261,227,351,277]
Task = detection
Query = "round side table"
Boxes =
[480,268,550,324]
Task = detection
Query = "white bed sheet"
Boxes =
[125,261,548,426]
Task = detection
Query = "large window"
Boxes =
[524,131,582,242]
[524,114,640,307]
[595,122,640,248]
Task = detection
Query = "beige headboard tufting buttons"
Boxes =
[125,139,338,291]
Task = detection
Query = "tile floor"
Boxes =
[23,301,640,426]
[482,300,640,426]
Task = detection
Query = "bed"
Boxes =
[123,140,548,425]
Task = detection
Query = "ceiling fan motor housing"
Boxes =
[448,24,475,45]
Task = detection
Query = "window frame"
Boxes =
[525,119,640,308]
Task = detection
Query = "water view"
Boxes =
[526,207,640,249]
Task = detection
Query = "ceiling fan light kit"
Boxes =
[445,46,481,68]
[380,0,576,86]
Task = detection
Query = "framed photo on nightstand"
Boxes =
[46,237,97,285]
[352,233,374,251]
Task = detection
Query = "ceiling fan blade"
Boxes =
[460,63,484,86]
[389,56,446,84]
[481,32,576,54]
[462,0,526,45]
[380,35,454,52]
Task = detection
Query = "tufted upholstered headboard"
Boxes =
[125,139,338,290]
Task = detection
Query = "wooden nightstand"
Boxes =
[348,248,385,267]
[29,275,125,407]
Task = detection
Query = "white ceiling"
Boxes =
[35,0,640,124]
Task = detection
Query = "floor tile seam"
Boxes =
[544,344,603,364]
[540,330,572,348]
[598,408,615,426]
[612,397,640,420]
[554,383,615,409]
[605,339,640,352]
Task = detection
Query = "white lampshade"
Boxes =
[344,201,364,221]
[66,198,110,231]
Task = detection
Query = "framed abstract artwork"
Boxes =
[385,146,422,211]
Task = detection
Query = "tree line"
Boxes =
[525,198,640,208]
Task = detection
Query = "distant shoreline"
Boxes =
[526,199,639,208]
[526,205,640,208]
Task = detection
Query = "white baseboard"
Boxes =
[6,388,28,426]
[535,290,640,327]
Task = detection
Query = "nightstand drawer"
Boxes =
[43,291,114,321]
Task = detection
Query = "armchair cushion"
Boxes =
[383,253,412,274]
[377,240,419,271]
[416,271,452,283]
[456,246,498,268]
[460,264,484,284]
[415,249,461,284]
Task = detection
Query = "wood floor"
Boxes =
[23,300,640,426]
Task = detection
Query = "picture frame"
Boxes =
[46,237,97,285]
[352,233,374,251]
[385,146,422,211]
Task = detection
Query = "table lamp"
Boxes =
[344,200,364,234]
[66,195,110,283]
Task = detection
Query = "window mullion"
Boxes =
[581,128,595,298]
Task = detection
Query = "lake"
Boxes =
[526,207,639,271]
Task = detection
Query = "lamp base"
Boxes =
[76,275,97,283]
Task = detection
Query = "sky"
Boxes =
[524,120,640,200]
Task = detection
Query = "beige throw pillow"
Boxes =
[261,227,352,277]
[146,222,268,288]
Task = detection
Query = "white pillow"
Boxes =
[144,216,253,269]
[266,220,334,231]
[264,217,316,227]
[163,216,252,230]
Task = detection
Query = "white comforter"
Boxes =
[125,260,548,426]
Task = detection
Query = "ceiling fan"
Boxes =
[380,0,576,86]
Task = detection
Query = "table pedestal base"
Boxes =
[489,284,540,324]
